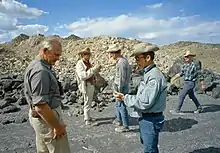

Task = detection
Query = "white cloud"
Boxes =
[0,0,46,19]
[0,0,48,41]
[10,24,49,38]
[180,9,184,13]
[0,13,17,31]
[54,24,64,32]
[0,32,9,39]
[65,14,220,44]
[146,3,163,9]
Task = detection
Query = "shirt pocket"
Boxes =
[139,80,146,94]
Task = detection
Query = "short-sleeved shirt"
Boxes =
[24,56,61,109]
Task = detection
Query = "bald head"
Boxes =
[41,39,62,52]
[39,39,62,65]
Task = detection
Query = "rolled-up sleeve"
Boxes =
[30,70,50,105]
[124,78,160,111]
[195,61,204,81]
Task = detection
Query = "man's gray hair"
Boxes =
[41,39,61,52]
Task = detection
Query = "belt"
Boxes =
[184,80,195,82]
[142,112,163,117]
[31,107,60,119]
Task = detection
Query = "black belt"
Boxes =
[142,112,163,117]
[184,80,195,82]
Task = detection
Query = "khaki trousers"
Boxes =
[29,106,71,153]
[83,83,95,121]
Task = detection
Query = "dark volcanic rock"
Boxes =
[0,100,10,109]
[17,97,27,106]
[212,85,220,99]
[4,97,17,103]
[1,105,19,114]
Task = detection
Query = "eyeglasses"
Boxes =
[184,56,189,58]
[135,55,145,61]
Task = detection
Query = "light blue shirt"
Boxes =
[124,63,167,117]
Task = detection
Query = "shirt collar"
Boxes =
[36,55,52,69]
[143,63,156,74]
[116,56,123,63]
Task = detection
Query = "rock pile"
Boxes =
[1,34,220,79]
[0,73,112,125]
[0,73,27,124]
[1,34,220,125]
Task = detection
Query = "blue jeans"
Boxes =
[115,86,129,127]
[139,114,164,153]
[177,81,201,110]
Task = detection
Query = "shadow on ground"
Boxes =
[174,104,220,114]
[95,116,139,126]
[189,147,220,153]
[95,117,115,125]
[202,104,220,113]
[162,117,198,132]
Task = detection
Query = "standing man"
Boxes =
[24,39,71,153]
[170,51,206,114]
[114,44,167,153]
[106,44,131,132]
[75,47,101,125]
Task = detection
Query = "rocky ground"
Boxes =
[0,94,220,153]
[1,34,220,153]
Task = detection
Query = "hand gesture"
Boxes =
[94,64,102,72]
[201,84,206,91]
[113,91,124,101]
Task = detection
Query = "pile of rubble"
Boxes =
[1,34,220,125]
[0,72,112,125]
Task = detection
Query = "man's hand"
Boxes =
[113,91,124,101]
[34,104,65,139]
[200,81,206,91]
[94,64,102,72]
[53,123,66,140]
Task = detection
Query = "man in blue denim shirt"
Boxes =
[106,44,131,132]
[170,51,206,114]
[114,44,167,153]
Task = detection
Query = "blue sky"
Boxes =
[0,0,220,44]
